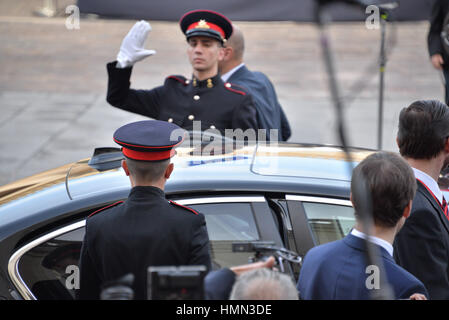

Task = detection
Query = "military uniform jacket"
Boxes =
[106,61,259,134]
[77,186,211,300]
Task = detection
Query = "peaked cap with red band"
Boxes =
[180,9,233,44]
[113,120,186,161]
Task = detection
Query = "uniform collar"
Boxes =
[129,186,166,199]
[192,73,222,88]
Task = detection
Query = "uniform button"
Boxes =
[210,125,216,129]
[188,115,195,121]
[225,83,231,88]
[193,95,200,100]
[167,118,173,123]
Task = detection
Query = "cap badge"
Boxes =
[196,19,210,29]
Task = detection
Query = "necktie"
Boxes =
[443,197,449,219]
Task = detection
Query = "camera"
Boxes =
[232,241,302,279]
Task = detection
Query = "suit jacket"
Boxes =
[78,186,211,300]
[394,180,449,300]
[428,0,449,65]
[298,234,428,300]
[204,268,236,300]
[106,62,258,135]
[227,65,291,141]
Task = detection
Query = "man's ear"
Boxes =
[122,159,130,176]
[403,200,413,219]
[164,163,174,180]
[444,136,449,153]
[222,47,233,61]
[217,45,226,62]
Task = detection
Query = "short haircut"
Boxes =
[397,100,449,159]
[351,151,416,228]
[225,25,244,60]
[124,158,169,183]
[229,268,298,300]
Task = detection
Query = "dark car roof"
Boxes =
[0,143,373,240]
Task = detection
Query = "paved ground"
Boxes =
[0,2,443,186]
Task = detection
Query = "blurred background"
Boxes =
[0,0,442,185]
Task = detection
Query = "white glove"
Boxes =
[116,20,156,68]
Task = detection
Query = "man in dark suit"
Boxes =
[297,151,428,300]
[106,10,258,135]
[78,120,211,300]
[394,99,449,300]
[204,256,275,300]
[219,25,291,141]
[428,0,449,104]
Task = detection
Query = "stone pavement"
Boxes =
[0,8,443,186]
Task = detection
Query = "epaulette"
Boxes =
[88,201,124,218]
[167,75,188,86]
[224,82,247,96]
[168,200,199,215]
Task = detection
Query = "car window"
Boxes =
[17,225,83,300]
[303,202,355,245]
[188,202,260,269]
[15,199,264,299]
[189,203,259,241]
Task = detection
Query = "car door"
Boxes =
[9,193,282,300]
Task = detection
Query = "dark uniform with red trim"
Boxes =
[106,10,258,135]
[78,120,211,300]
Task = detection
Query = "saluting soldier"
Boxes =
[106,10,258,135]
[77,120,211,300]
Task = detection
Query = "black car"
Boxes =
[0,142,373,300]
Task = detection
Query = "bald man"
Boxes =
[219,26,291,141]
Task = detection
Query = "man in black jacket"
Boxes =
[106,10,258,135]
[394,100,449,299]
[78,120,211,300]
[428,0,449,104]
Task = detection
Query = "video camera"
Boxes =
[99,266,207,300]
[147,265,207,300]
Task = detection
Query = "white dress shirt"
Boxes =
[412,167,444,204]
[221,63,245,83]
[350,228,394,257]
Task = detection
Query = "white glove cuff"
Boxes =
[116,52,132,69]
